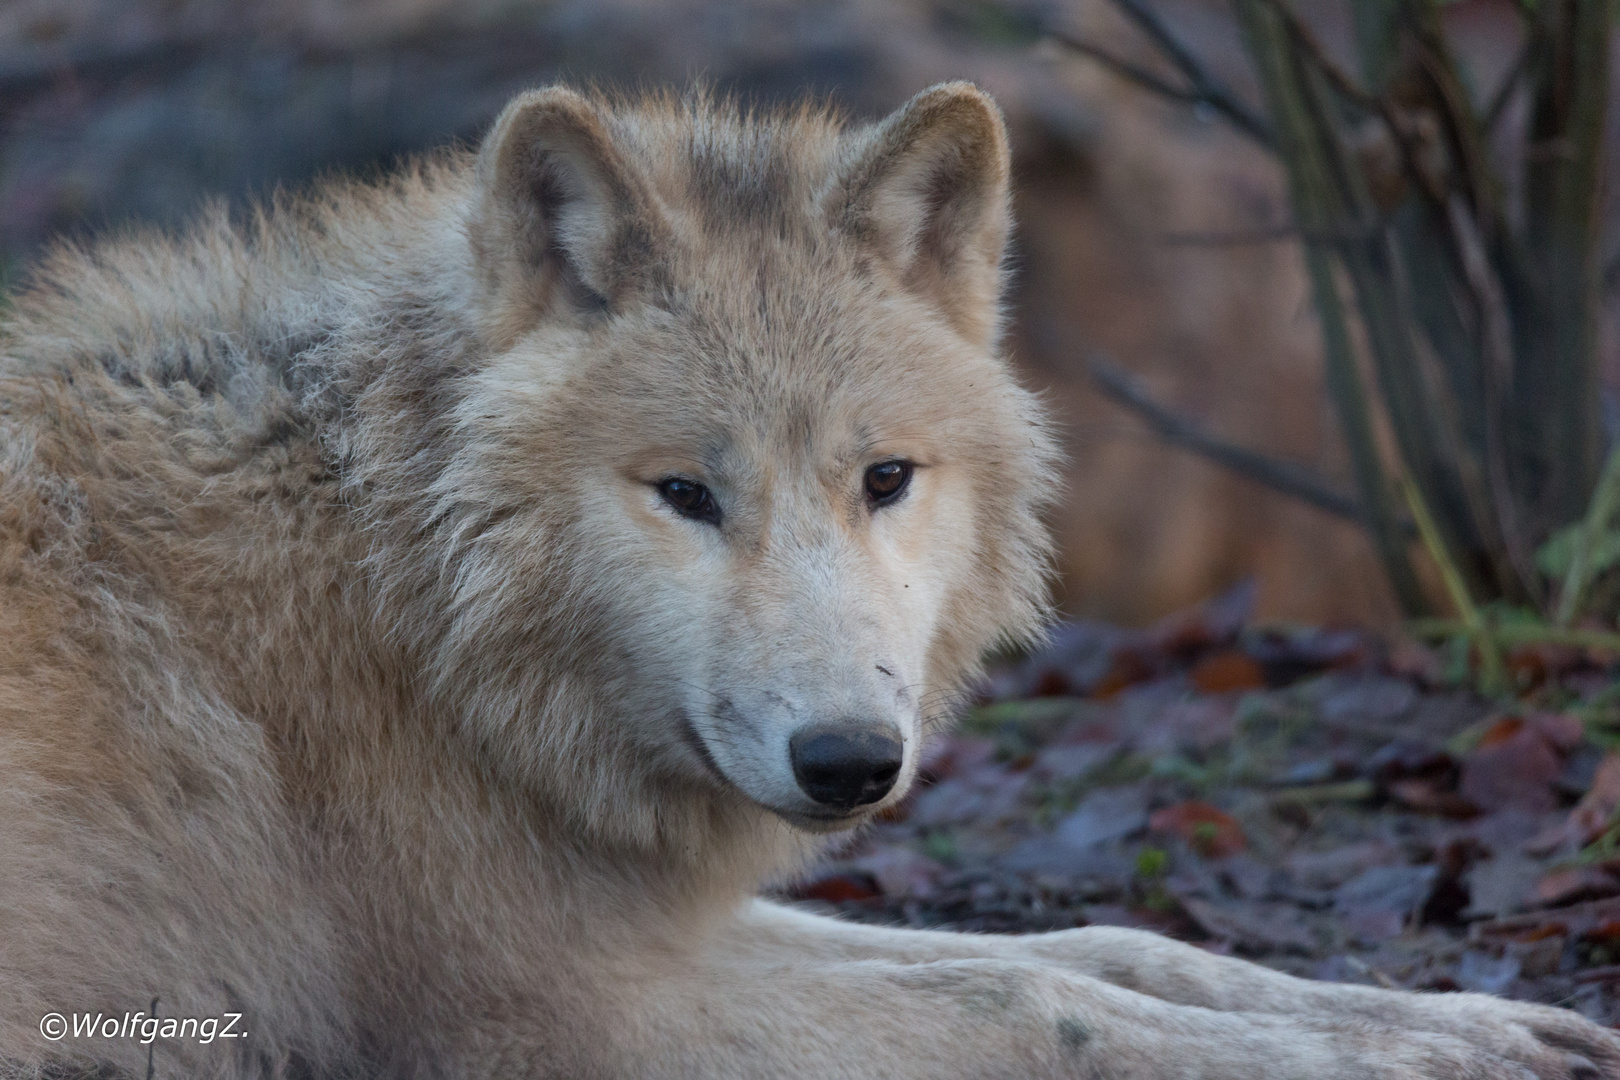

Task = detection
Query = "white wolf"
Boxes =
[0,82,1613,1079]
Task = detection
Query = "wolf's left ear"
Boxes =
[832,83,1012,347]
[470,87,668,343]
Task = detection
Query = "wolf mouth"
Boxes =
[676,711,730,787]
[770,806,871,833]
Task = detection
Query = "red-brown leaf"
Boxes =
[1386,778,1479,818]
[1149,801,1246,858]
[1189,650,1267,694]
[1528,751,1620,854]
[1458,726,1562,813]
[1535,866,1620,906]
[794,874,881,903]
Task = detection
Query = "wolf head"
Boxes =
[423,84,1056,844]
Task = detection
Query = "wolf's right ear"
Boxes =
[831,83,1012,348]
[470,88,667,341]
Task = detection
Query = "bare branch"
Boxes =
[1043,32,1211,107]
[1444,193,1542,599]
[1159,221,1379,246]
[1482,40,1532,136]
[1263,0,1382,114]
[1105,0,1276,147]
[1087,354,1370,524]
[1264,0,1457,208]
[1048,0,1275,148]
[1159,225,1303,246]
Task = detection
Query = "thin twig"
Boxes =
[1087,355,1368,523]
[1343,954,1400,989]
[1445,193,1541,601]
[1556,444,1620,627]
[1259,0,1499,610]
[1482,40,1532,136]
[1262,0,1383,114]
[1408,618,1620,653]
[1084,0,1276,147]
[1575,965,1620,985]
[1044,32,1214,108]
[1264,0,1449,205]
[1159,221,1380,246]
[1229,0,1427,613]
[1513,0,1609,531]
[1401,477,1506,693]
[1402,478,1480,626]
[1159,225,1304,246]
[1411,21,1512,236]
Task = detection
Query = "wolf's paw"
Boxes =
[1270,1019,1598,1080]
[1219,993,1618,1079]
[1128,1007,1535,1080]
[1149,1013,1537,1080]
[1376,1031,1568,1080]
[1394,994,1620,1080]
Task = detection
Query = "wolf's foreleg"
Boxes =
[608,941,1565,1080]
[736,900,1617,1078]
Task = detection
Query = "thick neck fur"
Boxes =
[0,156,821,956]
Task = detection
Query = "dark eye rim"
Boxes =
[864,459,915,508]
[656,476,723,526]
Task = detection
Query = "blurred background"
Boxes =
[4,0,1616,629]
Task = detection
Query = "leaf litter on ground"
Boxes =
[771,580,1620,1026]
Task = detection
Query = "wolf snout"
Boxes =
[788,723,903,809]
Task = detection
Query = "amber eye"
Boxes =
[864,460,913,508]
[657,477,722,525]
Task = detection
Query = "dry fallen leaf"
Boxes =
[1458,725,1562,814]
[1386,778,1478,818]
[1534,865,1620,906]
[1189,650,1267,694]
[794,874,880,903]
[1149,801,1246,858]
[1528,750,1620,854]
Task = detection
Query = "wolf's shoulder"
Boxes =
[1,150,479,425]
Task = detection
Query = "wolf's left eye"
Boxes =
[657,477,722,525]
[864,460,913,508]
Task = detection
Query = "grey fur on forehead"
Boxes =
[581,83,1007,239]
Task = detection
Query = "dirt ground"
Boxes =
[778,585,1620,1027]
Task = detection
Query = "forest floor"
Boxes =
[776,582,1620,1026]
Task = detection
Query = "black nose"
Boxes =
[789,724,903,809]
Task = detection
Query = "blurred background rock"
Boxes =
[3,0,1613,627]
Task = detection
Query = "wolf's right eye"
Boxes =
[864,460,914,508]
[657,478,722,525]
